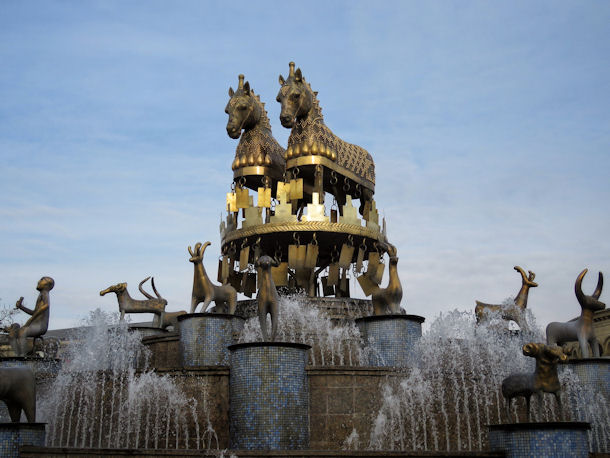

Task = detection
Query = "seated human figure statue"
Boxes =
[7,276,53,356]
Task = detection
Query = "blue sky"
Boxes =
[1,1,609,330]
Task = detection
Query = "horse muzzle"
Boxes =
[280,114,295,128]
[226,125,242,139]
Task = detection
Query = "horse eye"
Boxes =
[239,105,247,110]
[291,93,300,100]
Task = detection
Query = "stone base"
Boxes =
[0,423,46,457]
[178,313,244,367]
[229,342,310,450]
[355,315,424,367]
[488,422,590,457]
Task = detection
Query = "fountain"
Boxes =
[2,62,609,457]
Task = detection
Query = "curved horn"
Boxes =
[575,269,588,304]
[593,272,603,300]
[514,266,527,281]
[139,276,154,300]
[151,277,163,300]
[201,241,211,256]
[188,245,194,257]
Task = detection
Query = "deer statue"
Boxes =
[255,255,280,341]
[189,241,237,314]
[5,276,54,357]
[100,277,168,328]
[546,269,605,358]
[226,74,285,176]
[501,342,567,421]
[276,62,375,215]
[371,243,403,315]
[475,266,538,331]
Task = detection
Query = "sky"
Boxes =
[1,1,609,331]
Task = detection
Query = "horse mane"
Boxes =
[252,91,272,130]
[304,79,324,120]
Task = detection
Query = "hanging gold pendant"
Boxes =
[276,182,291,202]
[357,274,378,296]
[290,178,303,200]
[355,247,365,273]
[271,262,288,286]
[339,243,355,269]
[221,256,230,283]
[371,262,385,285]
[305,243,319,269]
[226,192,238,213]
[257,187,271,208]
[243,272,257,298]
[330,208,338,223]
[328,263,340,285]
[236,186,250,209]
[367,251,380,280]
[217,258,223,283]
[288,244,306,269]
[321,276,335,296]
[239,246,250,272]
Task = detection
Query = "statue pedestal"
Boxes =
[356,314,424,367]
[562,357,610,401]
[178,313,244,367]
[0,423,46,457]
[488,422,590,457]
[228,342,310,450]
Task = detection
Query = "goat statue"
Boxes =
[255,255,280,341]
[546,269,605,358]
[100,277,168,329]
[501,342,567,421]
[189,242,237,314]
[371,243,403,315]
[475,266,538,331]
[4,276,54,357]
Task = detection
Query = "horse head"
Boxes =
[276,62,314,128]
[225,74,262,139]
[99,282,127,296]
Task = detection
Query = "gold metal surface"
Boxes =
[236,187,249,209]
[226,74,285,180]
[371,243,403,315]
[340,196,361,227]
[257,187,271,208]
[243,206,263,228]
[286,155,375,191]
[226,192,237,212]
[290,178,303,200]
[277,62,375,191]
[357,274,378,297]
[328,263,340,285]
[339,243,355,269]
[303,192,326,222]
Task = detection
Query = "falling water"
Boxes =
[368,309,610,453]
[238,295,366,366]
[37,309,217,450]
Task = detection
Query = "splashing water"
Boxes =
[368,310,610,453]
[238,295,367,366]
[38,309,217,450]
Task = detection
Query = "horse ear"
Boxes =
[244,81,250,95]
[228,87,234,97]
[295,68,302,82]
[279,74,285,86]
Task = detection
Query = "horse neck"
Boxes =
[117,289,133,307]
[534,356,558,382]
[388,259,400,284]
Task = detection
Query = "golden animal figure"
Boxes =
[277,62,375,214]
[371,244,403,315]
[189,242,237,314]
[475,266,538,331]
[255,255,280,341]
[100,277,168,328]
[226,74,285,181]
[546,269,605,358]
[6,276,54,357]
[501,343,567,421]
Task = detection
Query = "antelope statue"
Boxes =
[226,74,285,176]
[371,243,403,315]
[546,269,605,358]
[475,266,538,331]
[100,277,168,328]
[0,366,37,422]
[501,342,567,421]
[189,242,237,314]
[276,62,375,215]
